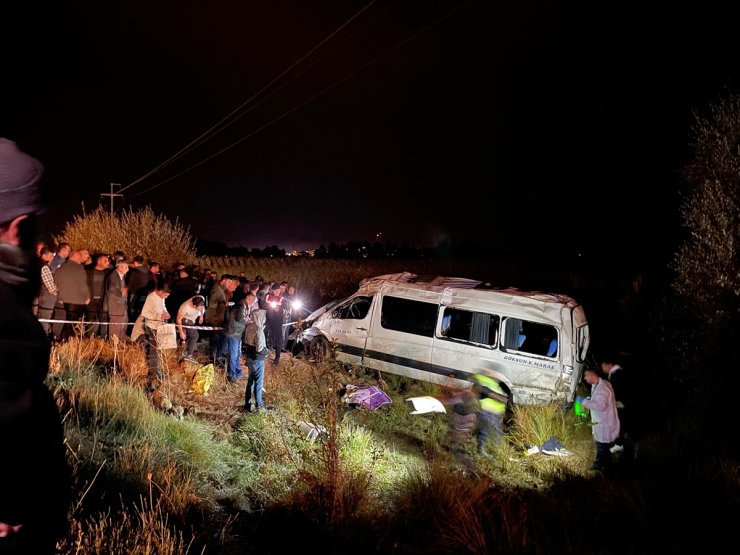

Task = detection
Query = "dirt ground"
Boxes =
[152,341,298,429]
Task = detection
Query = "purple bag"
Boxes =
[343,385,392,411]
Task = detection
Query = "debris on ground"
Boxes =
[295,420,328,441]
[341,384,392,411]
[406,396,447,415]
[540,436,573,457]
[191,363,215,395]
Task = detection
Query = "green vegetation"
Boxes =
[48,334,738,554]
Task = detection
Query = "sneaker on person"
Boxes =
[610,443,624,454]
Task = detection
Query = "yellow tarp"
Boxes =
[191,363,215,396]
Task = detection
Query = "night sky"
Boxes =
[2,1,739,262]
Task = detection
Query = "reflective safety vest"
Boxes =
[471,373,508,414]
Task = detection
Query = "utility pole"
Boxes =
[101,183,123,218]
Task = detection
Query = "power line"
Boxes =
[132,0,476,198]
[119,0,378,196]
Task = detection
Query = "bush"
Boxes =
[55,205,198,269]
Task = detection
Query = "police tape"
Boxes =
[36,319,224,330]
[37,318,300,330]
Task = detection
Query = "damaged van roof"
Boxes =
[356,272,581,310]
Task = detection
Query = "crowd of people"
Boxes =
[30,240,304,390]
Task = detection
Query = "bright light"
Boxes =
[269,301,278,309]
[292,299,303,310]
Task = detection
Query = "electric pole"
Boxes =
[101,183,123,218]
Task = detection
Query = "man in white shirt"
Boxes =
[177,295,205,362]
[136,285,171,390]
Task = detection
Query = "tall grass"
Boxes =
[47,328,737,554]
[51,338,256,553]
[63,470,201,555]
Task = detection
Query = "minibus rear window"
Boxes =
[502,318,558,358]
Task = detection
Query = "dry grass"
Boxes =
[51,335,253,554]
[62,469,201,555]
[51,334,149,385]
[55,205,198,269]
[46,328,733,554]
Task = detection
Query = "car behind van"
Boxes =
[294,272,590,406]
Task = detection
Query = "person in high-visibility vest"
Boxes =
[470,369,509,456]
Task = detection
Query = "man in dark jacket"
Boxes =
[125,255,149,325]
[166,268,199,317]
[54,248,91,341]
[265,283,287,365]
[224,297,247,382]
[204,275,234,365]
[86,253,110,338]
[0,138,71,554]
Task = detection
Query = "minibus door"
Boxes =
[328,295,374,365]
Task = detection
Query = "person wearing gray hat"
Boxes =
[0,139,71,553]
[0,138,43,223]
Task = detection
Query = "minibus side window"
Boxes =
[332,296,372,320]
[381,295,437,337]
[439,307,499,347]
[576,325,590,362]
[502,318,558,358]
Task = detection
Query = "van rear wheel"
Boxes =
[309,336,331,363]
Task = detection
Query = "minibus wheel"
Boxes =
[310,336,331,363]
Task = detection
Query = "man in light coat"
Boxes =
[580,368,620,476]
[132,286,171,391]
[104,259,129,340]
